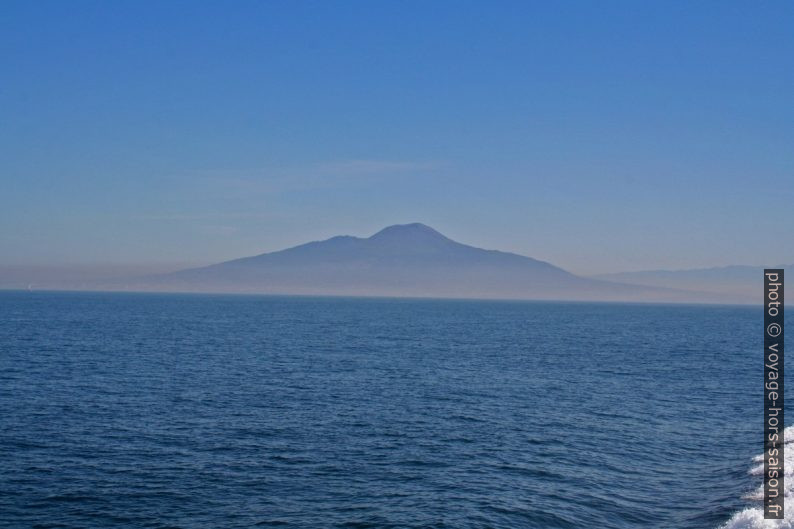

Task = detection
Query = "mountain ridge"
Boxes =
[0,224,761,304]
[194,223,568,275]
[139,223,736,303]
[594,264,791,302]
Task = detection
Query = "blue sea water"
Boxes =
[0,291,787,528]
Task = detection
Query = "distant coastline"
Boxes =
[0,224,776,305]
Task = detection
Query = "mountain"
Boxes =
[122,223,733,303]
[594,265,789,303]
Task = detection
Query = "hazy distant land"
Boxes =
[0,223,770,304]
[593,265,787,303]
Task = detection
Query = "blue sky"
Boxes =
[1,1,792,274]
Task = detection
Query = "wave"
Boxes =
[721,426,794,529]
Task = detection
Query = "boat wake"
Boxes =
[721,426,794,528]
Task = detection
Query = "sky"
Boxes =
[1,1,793,275]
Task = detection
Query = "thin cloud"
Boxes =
[136,212,275,222]
[313,159,442,174]
[137,159,446,223]
[192,159,444,195]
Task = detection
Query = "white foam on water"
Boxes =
[721,426,794,529]
[720,509,794,529]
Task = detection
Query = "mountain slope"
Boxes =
[594,265,789,303]
[133,223,730,303]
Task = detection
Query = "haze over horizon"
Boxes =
[2,1,793,275]
[0,222,778,305]
[1,221,791,280]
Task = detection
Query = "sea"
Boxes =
[0,291,789,528]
